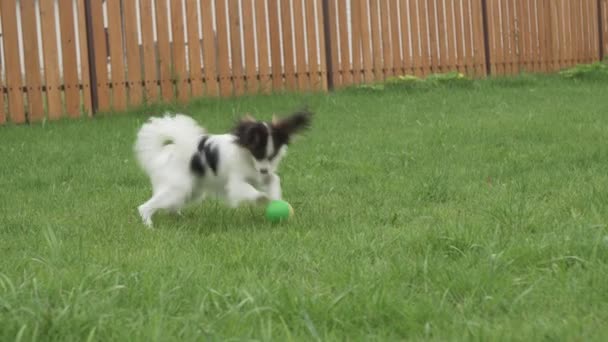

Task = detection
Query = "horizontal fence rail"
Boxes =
[0,0,606,125]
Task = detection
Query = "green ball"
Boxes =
[265,200,294,223]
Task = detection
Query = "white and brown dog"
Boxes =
[134,110,312,227]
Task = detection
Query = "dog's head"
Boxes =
[233,109,313,175]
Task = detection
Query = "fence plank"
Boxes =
[228,0,244,96]
[293,0,309,90]
[359,0,373,82]
[305,0,321,89]
[350,0,362,84]
[408,0,421,76]
[574,0,583,63]
[419,0,432,75]
[156,0,174,100]
[461,0,474,75]
[268,0,283,91]
[201,0,219,96]
[499,0,511,74]
[337,0,352,85]
[603,0,608,60]
[328,0,342,86]
[124,0,143,107]
[140,0,160,102]
[20,0,44,122]
[316,0,329,90]
[509,0,519,73]
[76,0,92,116]
[400,0,412,75]
[436,0,448,72]
[39,0,63,119]
[389,0,401,75]
[215,0,232,96]
[58,0,81,117]
[186,0,204,97]
[379,0,393,78]
[256,0,272,93]
[106,0,127,110]
[452,0,464,73]
[427,0,440,73]
[445,0,457,72]
[1,0,25,123]
[281,0,297,90]
[518,0,529,72]
[90,0,110,111]
[565,0,573,66]
[590,0,600,60]
[171,0,189,102]
[242,0,259,93]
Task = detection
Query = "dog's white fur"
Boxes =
[134,113,286,227]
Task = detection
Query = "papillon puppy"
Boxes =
[134,110,312,227]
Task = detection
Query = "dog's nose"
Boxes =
[260,168,269,174]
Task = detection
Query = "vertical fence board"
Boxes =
[77,0,92,116]
[419,0,431,75]
[368,0,382,80]
[453,0,464,73]
[351,0,363,84]
[256,0,272,93]
[409,0,423,76]
[389,0,401,75]
[201,0,219,96]
[281,0,297,90]
[58,0,81,117]
[316,0,328,90]
[215,0,232,96]
[39,0,63,119]
[445,0,456,72]
[20,0,44,122]
[328,0,342,85]
[140,0,160,102]
[268,0,283,90]
[186,0,204,97]
[1,0,25,123]
[400,0,412,75]
[90,0,110,111]
[171,0,189,101]
[156,0,174,100]
[242,0,258,93]
[379,0,393,77]
[305,0,321,89]
[106,0,127,110]
[293,0,309,90]
[338,0,352,85]
[228,0,244,96]
[602,0,608,60]
[462,0,474,75]
[124,0,143,106]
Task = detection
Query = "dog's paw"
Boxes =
[256,194,270,205]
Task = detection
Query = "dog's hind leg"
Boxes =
[138,188,188,227]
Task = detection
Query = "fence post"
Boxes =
[321,0,334,90]
[83,0,98,114]
[598,0,605,61]
[480,0,492,75]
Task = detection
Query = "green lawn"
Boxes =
[1,71,608,341]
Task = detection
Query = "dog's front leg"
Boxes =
[226,179,269,208]
[262,173,282,201]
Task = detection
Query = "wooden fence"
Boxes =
[0,0,606,125]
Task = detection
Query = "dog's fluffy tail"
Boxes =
[134,113,206,174]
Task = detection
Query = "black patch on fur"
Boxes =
[203,143,219,174]
[190,154,205,176]
[233,121,270,160]
[191,136,219,176]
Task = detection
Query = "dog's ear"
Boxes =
[234,121,265,149]
[242,113,256,123]
[271,110,313,138]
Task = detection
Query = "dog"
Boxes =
[133,109,312,227]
